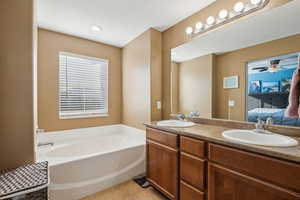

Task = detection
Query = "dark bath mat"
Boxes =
[133,176,150,188]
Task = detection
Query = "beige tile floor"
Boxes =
[81,181,167,200]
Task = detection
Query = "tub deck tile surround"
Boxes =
[81,181,166,200]
[144,119,300,164]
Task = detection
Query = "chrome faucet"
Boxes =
[254,118,273,134]
[38,142,54,147]
[255,118,265,131]
[177,114,186,121]
[189,111,200,118]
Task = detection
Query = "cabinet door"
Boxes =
[208,163,300,200]
[147,140,178,200]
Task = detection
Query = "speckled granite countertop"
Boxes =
[144,122,300,164]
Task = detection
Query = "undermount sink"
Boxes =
[222,130,298,147]
[156,120,195,128]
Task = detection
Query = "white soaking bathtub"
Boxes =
[37,124,146,200]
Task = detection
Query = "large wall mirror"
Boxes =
[170,0,300,127]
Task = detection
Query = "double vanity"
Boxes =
[145,119,300,200]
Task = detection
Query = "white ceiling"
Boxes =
[37,0,216,47]
[172,0,300,62]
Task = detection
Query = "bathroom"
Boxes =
[0,0,300,200]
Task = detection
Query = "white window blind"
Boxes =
[59,52,108,119]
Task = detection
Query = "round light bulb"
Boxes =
[250,0,262,5]
[195,22,204,30]
[206,16,215,26]
[234,2,245,13]
[219,9,229,19]
[185,27,193,35]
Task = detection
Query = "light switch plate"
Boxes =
[156,101,162,110]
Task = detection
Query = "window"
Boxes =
[59,52,108,119]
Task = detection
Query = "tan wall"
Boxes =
[122,29,162,129]
[215,33,300,121]
[177,54,215,117]
[38,29,122,131]
[122,30,151,129]
[150,29,162,121]
[0,0,36,170]
[162,0,291,119]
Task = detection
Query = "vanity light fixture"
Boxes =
[185,27,194,35]
[219,9,229,19]
[185,0,269,37]
[206,16,215,26]
[250,0,262,5]
[234,2,245,13]
[91,25,102,32]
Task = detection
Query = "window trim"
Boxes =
[58,51,109,119]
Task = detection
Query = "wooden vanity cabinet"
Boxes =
[146,128,300,200]
[146,128,179,200]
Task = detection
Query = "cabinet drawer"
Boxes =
[180,152,206,190]
[181,136,206,158]
[209,144,300,193]
[180,181,204,200]
[146,128,178,149]
[208,163,300,200]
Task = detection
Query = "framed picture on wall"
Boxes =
[262,81,280,93]
[223,76,239,89]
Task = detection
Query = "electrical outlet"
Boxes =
[228,100,235,107]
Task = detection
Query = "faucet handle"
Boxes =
[36,128,45,133]
[256,118,264,124]
[178,114,186,121]
[255,118,265,130]
[189,111,200,118]
[266,117,273,125]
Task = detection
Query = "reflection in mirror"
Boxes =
[247,53,300,127]
[170,0,300,127]
[171,55,214,118]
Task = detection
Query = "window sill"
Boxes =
[59,114,109,119]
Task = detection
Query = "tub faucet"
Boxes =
[38,142,54,147]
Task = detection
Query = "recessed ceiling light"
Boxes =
[91,25,102,32]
